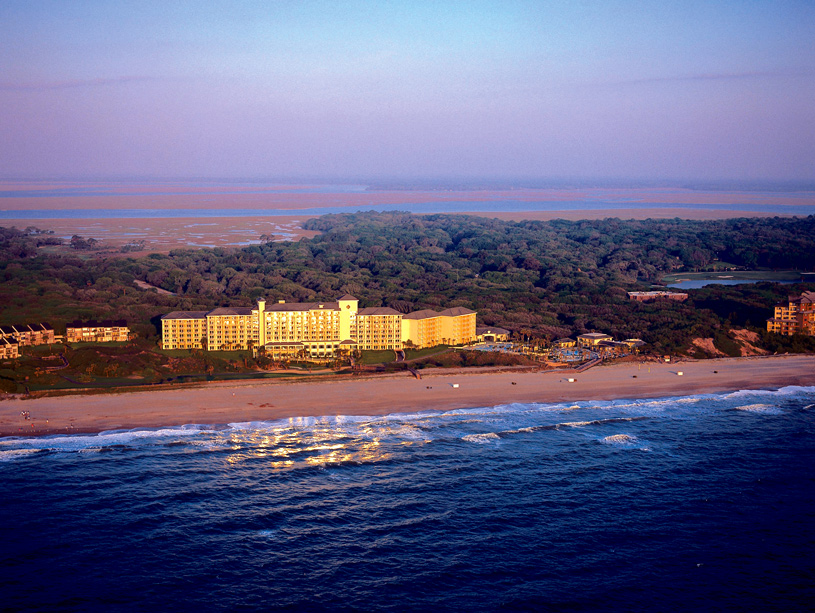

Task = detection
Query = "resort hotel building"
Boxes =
[161,295,477,359]
[767,291,815,336]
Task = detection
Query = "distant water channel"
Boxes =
[3,201,815,220]
[667,279,798,289]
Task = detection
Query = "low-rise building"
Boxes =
[577,332,613,347]
[767,291,815,336]
[0,323,55,346]
[622,338,647,350]
[476,327,510,343]
[595,340,631,356]
[66,320,130,343]
[552,338,576,348]
[0,337,19,359]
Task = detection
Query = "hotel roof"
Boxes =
[439,307,475,317]
[266,301,340,312]
[791,291,815,304]
[402,309,442,320]
[337,294,358,301]
[67,319,128,328]
[476,326,510,335]
[402,307,475,319]
[358,307,401,316]
[161,311,209,320]
[207,307,254,316]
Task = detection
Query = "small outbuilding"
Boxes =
[475,327,510,343]
[576,332,613,347]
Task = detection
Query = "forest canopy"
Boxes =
[1,213,814,355]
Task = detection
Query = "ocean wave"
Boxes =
[255,529,277,538]
[0,448,41,462]
[733,403,783,414]
[725,385,815,400]
[462,433,500,444]
[4,386,814,456]
[602,434,639,445]
[0,426,204,453]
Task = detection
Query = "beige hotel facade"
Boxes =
[161,295,476,359]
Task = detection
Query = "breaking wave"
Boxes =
[1,387,813,461]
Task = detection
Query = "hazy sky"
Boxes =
[1,1,813,182]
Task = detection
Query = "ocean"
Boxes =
[2,182,815,220]
[2,387,815,612]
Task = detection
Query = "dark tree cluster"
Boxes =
[2,214,814,355]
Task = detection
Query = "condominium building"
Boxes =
[0,337,19,360]
[767,291,815,336]
[160,295,478,357]
[66,320,130,343]
[0,323,54,346]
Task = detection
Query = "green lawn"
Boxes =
[357,346,450,365]
[66,341,131,349]
[357,350,397,365]
[155,348,253,360]
[205,350,252,359]
[155,348,199,358]
[660,270,803,284]
[404,345,449,360]
[19,343,66,356]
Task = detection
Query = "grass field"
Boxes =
[357,350,398,365]
[356,345,451,365]
[660,270,803,284]
[404,345,450,360]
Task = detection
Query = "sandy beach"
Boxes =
[2,355,813,438]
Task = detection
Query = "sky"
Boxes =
[1,1,814,183]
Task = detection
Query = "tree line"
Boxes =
[2,214,814,355]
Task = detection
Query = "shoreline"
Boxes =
[2,355,814,438]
